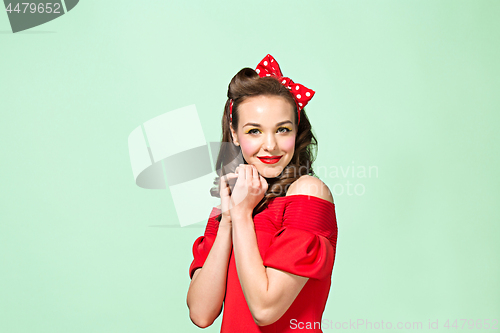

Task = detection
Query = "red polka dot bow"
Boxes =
[230,54,315,124]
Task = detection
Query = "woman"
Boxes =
[186,54,338,332]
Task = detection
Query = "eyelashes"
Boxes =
[245,127,292,135]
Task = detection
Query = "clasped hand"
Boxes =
[220,164,268,222]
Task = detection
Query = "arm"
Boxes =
[231,172,334,326]
[186,212,232,328]
[232,214,308,326]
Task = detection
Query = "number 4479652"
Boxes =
[444,319,498,330]
[5,3,62,14]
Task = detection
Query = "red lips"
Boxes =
[257,156,282,164]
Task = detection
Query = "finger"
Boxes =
[226,173,238,189]
[227,176,238,189]
[251,165,260,189]
[252,165,258,179]
[237,164,245,173]
[236,164,244,179]
[220,174,230,187]
[222,172,238,182]
[221,173,237,190]
[235,164,244,175]
[236,166,246,186]
[219,176,230,195]
[245,164,252,182]
[259,174,269,193]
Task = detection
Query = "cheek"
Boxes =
[280,137,296,153]
[239,137,260,156]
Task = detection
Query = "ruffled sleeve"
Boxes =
[262,195,338,280]
[188,207,222,279]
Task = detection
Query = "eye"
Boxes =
[246,128,261,135]
[278,127,292,133]
[245,127,292,135]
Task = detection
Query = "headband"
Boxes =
[229,54,315,125]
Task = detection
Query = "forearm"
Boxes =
[231,214,270,319]
[187,220,232,326]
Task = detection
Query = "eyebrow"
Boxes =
[242,120,293,127]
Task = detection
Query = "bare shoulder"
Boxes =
[286,175,334,204]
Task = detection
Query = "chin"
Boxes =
[257,165,284,179]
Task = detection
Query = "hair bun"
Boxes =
[228,67,260,100]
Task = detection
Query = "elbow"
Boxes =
[187,293,214,328]
[251,307,279,327]
[189,311,214,329]
[186,290,221,328]
[187,301,215,328]
[187,299,220,329]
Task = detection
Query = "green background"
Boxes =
[1,1,499,332]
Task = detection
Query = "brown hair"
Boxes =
[210,67,318,220]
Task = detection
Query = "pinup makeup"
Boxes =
[231,95,295,179]
[257,156,283,164]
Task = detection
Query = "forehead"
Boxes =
[237,95,295,126]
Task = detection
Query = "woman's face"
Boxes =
[230,95,297,178]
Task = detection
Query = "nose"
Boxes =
[263,132,278,152]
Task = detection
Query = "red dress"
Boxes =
[189,194,338,332]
